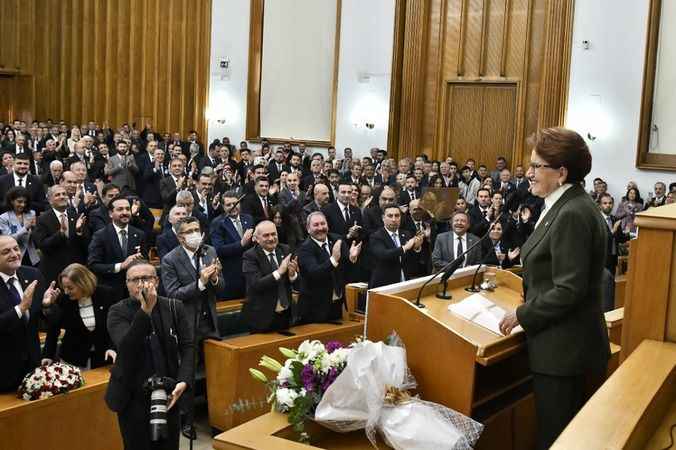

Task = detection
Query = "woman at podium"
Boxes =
[499,127,610,450]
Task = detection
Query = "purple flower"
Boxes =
[321,367,339,391]
[301,364,316,392]
[325,341,343,354]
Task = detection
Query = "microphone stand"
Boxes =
[414,211,505,308]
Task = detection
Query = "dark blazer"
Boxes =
[209,214,255,299]
[240,193,274,225]
[33,209,90,284]
[156,229,180,260]
[368,228,428,289]
[43,285,115,368]
[0,267,45,392]
[135,152,164,208]
[297,234,351,323]
[267,161,289,183]
[160,244,224,338]
[322,201,364,241]
[398,189,421,206]
[241,244,295,332]
[602,214,630,276]
[362,206,384,235]
[0,173,47,213]
[516,184,610,376]
[104,297,193,413]
[88,224,146,298]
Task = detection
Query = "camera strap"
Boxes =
[148,310,169,377]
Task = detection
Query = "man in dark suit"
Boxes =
[0,236,55,392]
[297,212,362,324]
[33,185,90,284]
[431,211,482,271]
[493,169,517,199]
[156,205,187,259]
[210,192,255,299]
[241,221,298,332]
[135,142,165,209]
[277,172,305,210]
[362,186,397,235]
[192,172,221,222]
[398,175,421,206]
[469,188,493,237]
[301,159,325,191]
[41,159,64,187]
[88,183,121,233]
[159,158,189,225]
[88,196,147,300]
[105,261,193,450]
[267,148,289,183]
[368,206,427,289]
[0,153,47,213]
[197,142,222,172]
[322,182,364,241]
[240,176,275,225]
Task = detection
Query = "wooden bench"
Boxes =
[0,367,121,450]
[614,274,627,308]
[204,320,365,431]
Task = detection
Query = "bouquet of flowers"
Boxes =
[17,361,85,401]
[251,334,484,449]
[250,339,351,442]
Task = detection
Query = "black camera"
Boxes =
[143,376,177,442]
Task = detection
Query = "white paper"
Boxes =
[448,294,523,335]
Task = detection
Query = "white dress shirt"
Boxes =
[535,183,573,229]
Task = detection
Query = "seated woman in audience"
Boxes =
[0,152,14,176]
[2,129,16,152]
[270,205,303,251]
[616,187,643,234]
[429,175,445,189]
[350,184,360,208]
[481,221,520,268]
[454,197,469,214]
[42,263,116,369]
[0,187,39,266]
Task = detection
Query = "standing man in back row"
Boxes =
[297,212,362,323]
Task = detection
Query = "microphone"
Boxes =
[414,210,505,308]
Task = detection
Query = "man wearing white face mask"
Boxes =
[160,215,225,438]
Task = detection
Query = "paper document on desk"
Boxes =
[448,293,523,335]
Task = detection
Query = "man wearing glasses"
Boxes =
[106,260,193,450]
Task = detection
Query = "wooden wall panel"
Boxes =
[390,0,572,168]
[0,0,212,139]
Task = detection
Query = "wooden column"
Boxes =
[395,0,430,160]
[386,0,406,157]
[536,0,574,129]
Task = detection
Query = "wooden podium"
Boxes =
[553,204,676,449]
[365,267,535,450]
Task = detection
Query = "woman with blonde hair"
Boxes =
[42,263,117,369]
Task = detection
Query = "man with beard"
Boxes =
[431,211,482,271]
[88,196,147,300]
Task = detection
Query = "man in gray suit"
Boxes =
[431,211,482,271]
[104,140,138,193]
[160,215,224,438]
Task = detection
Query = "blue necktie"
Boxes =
[6,277,21,307]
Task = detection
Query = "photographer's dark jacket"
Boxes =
[104,296,194,413]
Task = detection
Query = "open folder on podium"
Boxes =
[449,293,524,335]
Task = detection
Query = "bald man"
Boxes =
[0,236,57,391]
[241,220,298,332]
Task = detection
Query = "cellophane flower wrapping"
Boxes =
[314,335,484,450]
[17,361,85,401]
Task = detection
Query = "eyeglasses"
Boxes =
[528,162,558,170]
[126,276,157,285]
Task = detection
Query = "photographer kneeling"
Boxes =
[105,260,194,450]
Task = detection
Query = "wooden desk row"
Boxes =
[0,367,122,450]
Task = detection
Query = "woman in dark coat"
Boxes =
[43,263,117,368]
[499,128,610,450]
